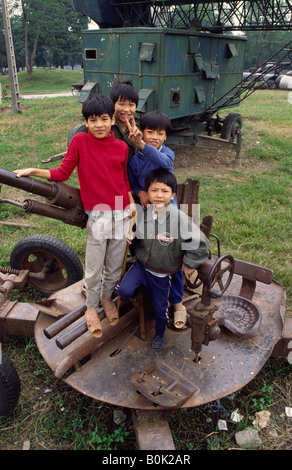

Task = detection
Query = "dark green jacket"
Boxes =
[134,204,210,274]
[111,122,137,162]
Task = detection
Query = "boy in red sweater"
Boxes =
[14,94,134,338]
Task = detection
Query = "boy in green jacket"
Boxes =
[115,168,209,350]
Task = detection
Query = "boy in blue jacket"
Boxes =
[127,111,175,209]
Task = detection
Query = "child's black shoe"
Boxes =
[151,334,164,350]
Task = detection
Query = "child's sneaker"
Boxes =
[151,334,164,350]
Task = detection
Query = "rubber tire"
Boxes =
[221,113,242,142]
[0,352,21,417]
[67,124,88,146]
[10,234,83,296]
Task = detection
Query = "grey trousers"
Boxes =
[84,213,130,309]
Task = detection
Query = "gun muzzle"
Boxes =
[0,168,88,228]
[23,199,87,228]
[0,168,81,210]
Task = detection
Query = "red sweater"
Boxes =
[49,130,131,211]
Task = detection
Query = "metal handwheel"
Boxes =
[206,254,235,298]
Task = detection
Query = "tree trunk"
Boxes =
[21,0,30,76]
[21,0,43,80]
[27,23,41,80]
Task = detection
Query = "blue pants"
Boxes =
[116,261,172,336]
[169,268,184,304]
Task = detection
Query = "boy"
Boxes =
[14,94,135,338]
[126,110,175,209]
[115,169,210,350]
[109,80,139,162]
[126,111,185,327]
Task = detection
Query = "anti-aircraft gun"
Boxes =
[1,1,292,447]
[0,174,291,448]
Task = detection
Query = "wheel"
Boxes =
[207,254,235,298]
[71,87,80,96]
[10,235,83,296]
[0,352,20,417]
[67,124,88,146]
[221,113,242,142]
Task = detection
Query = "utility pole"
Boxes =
[1,0,21,113]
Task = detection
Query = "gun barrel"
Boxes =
[23,199,88,228]
[45,181,83,210]
[0,168,56,199]
[0,168,83,210]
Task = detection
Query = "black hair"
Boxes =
[145,168,177,194]
[109,80,139,105]
[82,94,114,120]
[140,110,171,135]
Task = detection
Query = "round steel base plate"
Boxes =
[35,275,285,410]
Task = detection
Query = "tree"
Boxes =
[244,30,290,70]
[10,0,88,78]
[20,0,44,78]
[0,15,7,74]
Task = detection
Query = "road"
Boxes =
[21,91,73,99]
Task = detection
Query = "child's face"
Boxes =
[85,114,115,139]
[142,127,167,149]
[147,181,174,208]
[114,97,137,127]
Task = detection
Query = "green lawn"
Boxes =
[0,74,291,450]
[0,67,83,94]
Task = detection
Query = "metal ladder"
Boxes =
[202,40,292,117]
[1,0,21,113]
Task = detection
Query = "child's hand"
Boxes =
[13,168,34,177]
[13,168,51,179]
[129,202,136,219]
[138,190,149,210]
[126,117,144,148]
[127,227,136,245]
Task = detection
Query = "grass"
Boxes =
[174,90,292,311]
[0,68,83,94]
[0,73,291,450]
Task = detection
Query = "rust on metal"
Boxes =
[0,168,88,228]
[189,300,221,362]
[33,271,287,410]
[132,362,200,408]
[215,295,261,338]
[44,303,87,338]
[0,267,29,295]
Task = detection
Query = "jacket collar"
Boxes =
[145,203,175,224]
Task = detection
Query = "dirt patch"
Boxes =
[170,144,273,180]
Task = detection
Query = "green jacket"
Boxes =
[111,122,137,162]
[134,203,210,274]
